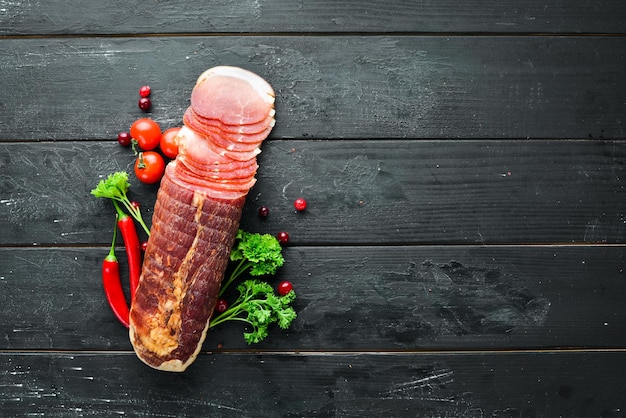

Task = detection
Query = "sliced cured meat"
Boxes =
[184,113,273,145]
[129,66,275,372]
[173,163,258,193]
[183,126,263,155]
[176,127,231,165]
[178,156,258,177]
[177,125,263,166]
[169,164,257,201]
[184,107,275,136]
[204,133,261,153]
[191,66,275,126]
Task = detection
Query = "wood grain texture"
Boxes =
[1,1,625,413]
[1,245,624,351]
[0,36,624,140]
[1,351,625,417]
[1,140,624,246]
[1,0,625,35]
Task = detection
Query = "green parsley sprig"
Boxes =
[219,230,284,297]
[91,171,150,235]
[210,280,297,344]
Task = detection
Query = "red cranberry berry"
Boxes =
[138,97,152,111]
[139,85,151,98]
[277,231,289,244]
[141,241,148,252]
[258,206,270,218]
[277,281,294,296]
[117,131,131,147]
[215,298,229,313]
[294,197,307,211]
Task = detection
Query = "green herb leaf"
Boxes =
[220,230,284,296]
[210,279,297,344]
[91,171,150,235]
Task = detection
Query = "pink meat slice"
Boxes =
[184,111,274,145]
[180,123,263,153]
[169,163,257,200]
[215,126,274,145]
[176,126,260,170]
[173,163,258,193]
[191,66,275,126]
[202,132,263,153]
[176,126,232,165]
[184,107,276,136]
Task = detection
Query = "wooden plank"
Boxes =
[1,140,624,246]
[1,245,624,350]
[1,351,625,416]
[1,0,625,35]
[0,36,625,140]
[248,139,626,245]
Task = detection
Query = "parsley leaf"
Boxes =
[91,171,150,235]
[219,230,284,296]
[210,279,297,344]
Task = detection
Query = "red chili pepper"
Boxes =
[113,201,142,301]
[102,224,130,328]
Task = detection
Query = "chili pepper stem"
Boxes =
[111,200,126,221]
[106,218,118,261]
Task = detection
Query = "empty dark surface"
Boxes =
[1,1,625,417]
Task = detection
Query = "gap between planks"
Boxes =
[1,242,624,249]
[2,347,626,356]
[1,32,625,41]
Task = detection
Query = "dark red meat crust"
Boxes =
[129,172,245,370]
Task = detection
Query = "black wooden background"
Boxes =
[1,1,625,417]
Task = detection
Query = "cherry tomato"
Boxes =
[134,151,165,184]
[130,118,161,151]
[160,127,181,159]
[277,281,294,296]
